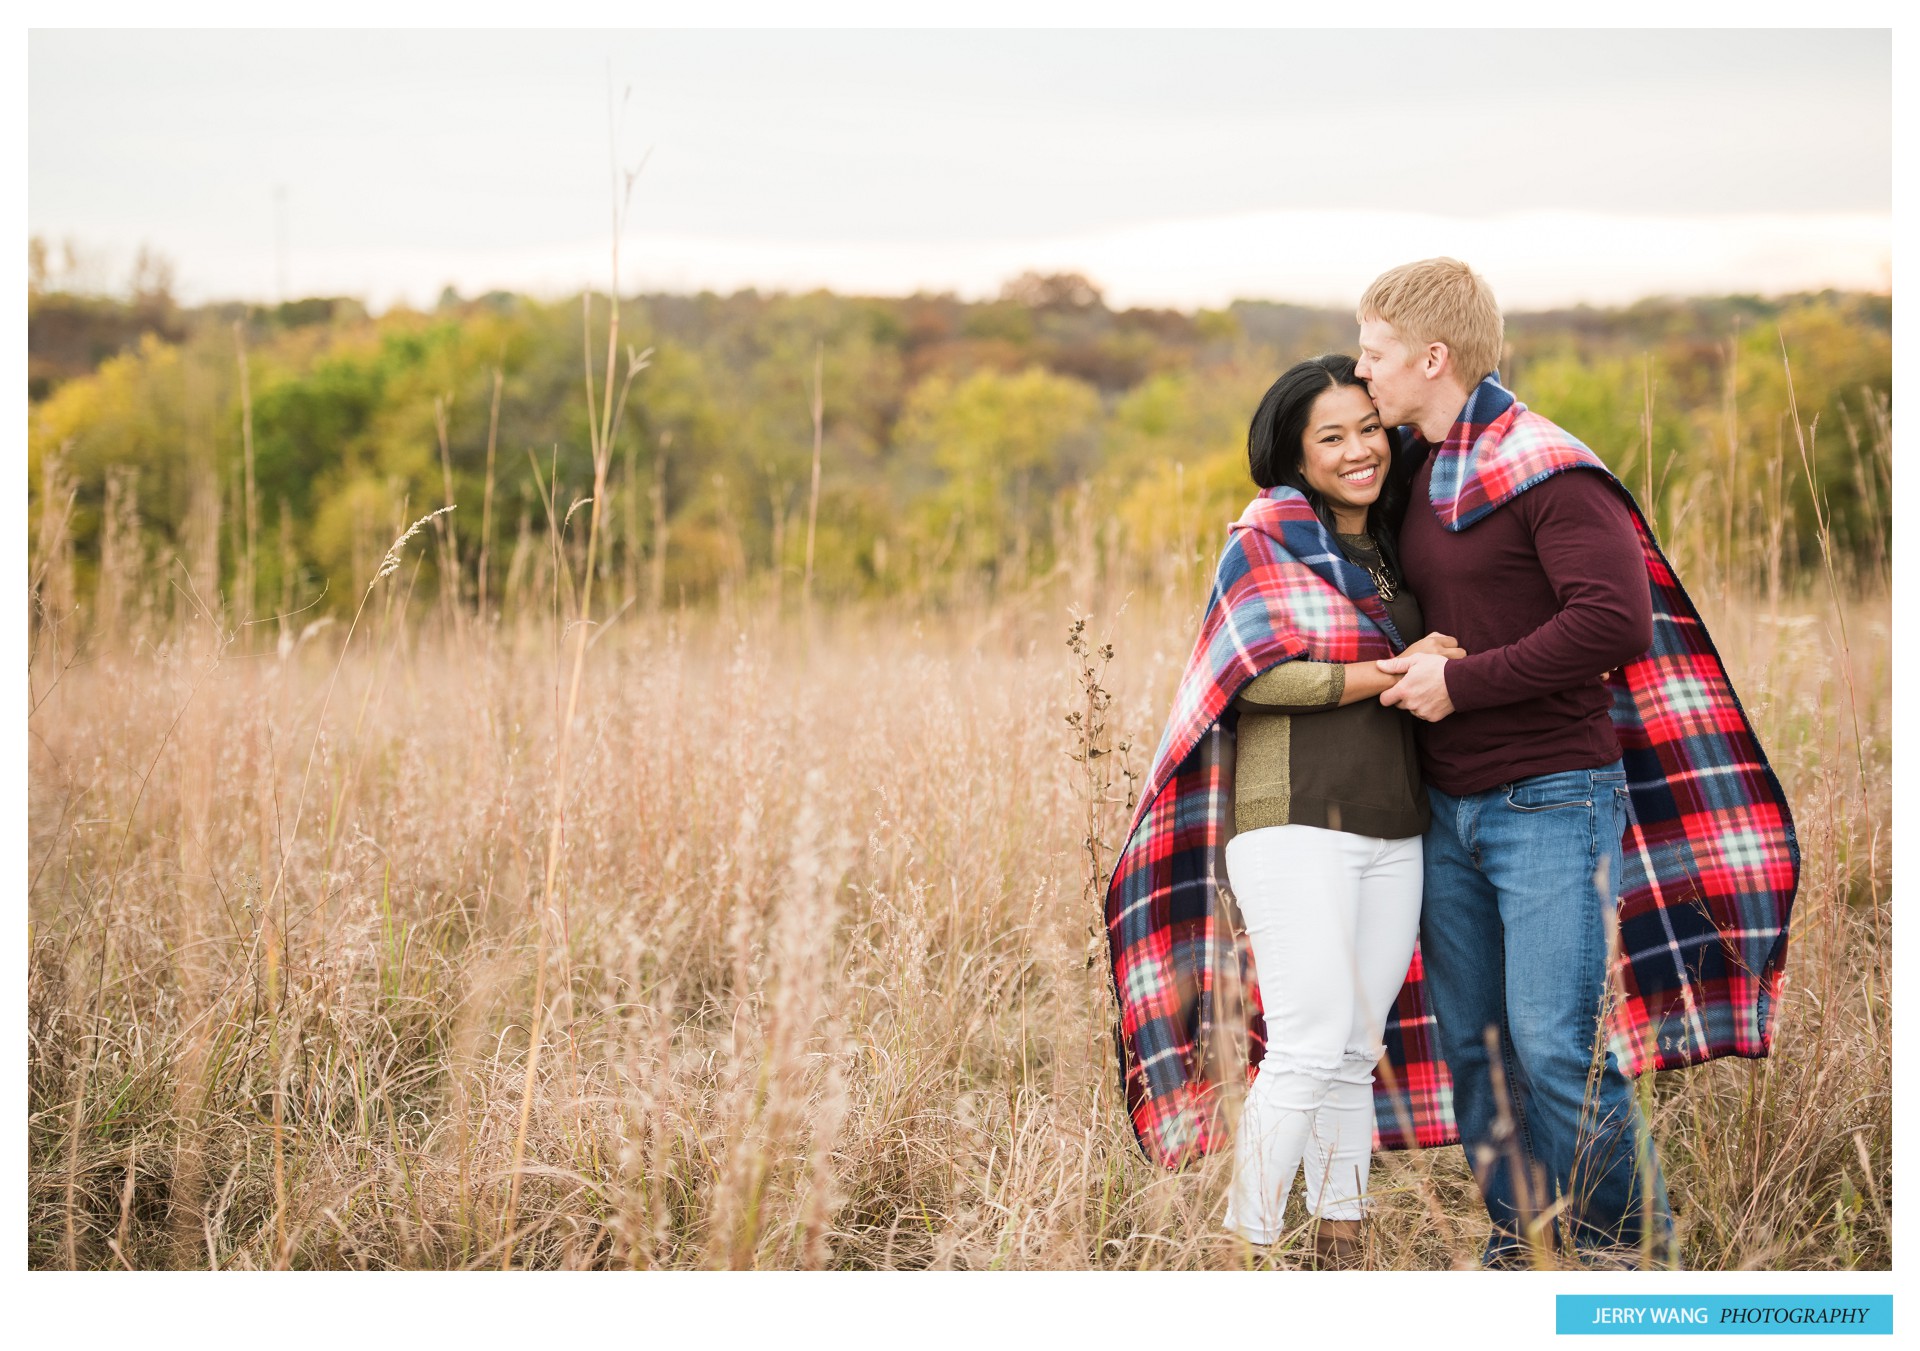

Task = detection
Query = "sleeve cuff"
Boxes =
[1238,659,1345,711]
[1441,655,1490,713]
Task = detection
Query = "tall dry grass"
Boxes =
[24,540,1890,1269]
[25,237,1891,1267]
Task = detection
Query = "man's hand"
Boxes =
[1377,652,1456,722]
[1403,631,1466,661]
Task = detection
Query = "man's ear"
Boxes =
[1422,342,1452,382]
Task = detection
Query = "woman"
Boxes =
[1102,354,1460,1266]
[1223,354,1458,1263]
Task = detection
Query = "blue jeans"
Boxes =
[1422,762,1675,1266]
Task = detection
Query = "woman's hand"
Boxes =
[1403,631,1465,661]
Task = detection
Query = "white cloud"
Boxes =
[189,209,1890,313]
[28,30,1890,310]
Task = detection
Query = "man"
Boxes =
[1353,258,1750,1266]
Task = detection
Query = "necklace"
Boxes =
[1339,532,1397,601]
[1363,560,1398,601]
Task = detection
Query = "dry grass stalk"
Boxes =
[233,321,259,626]
[804,341,824,636]
[433,393,468,650]
[499,120,650,1256]
[478,367,503,619]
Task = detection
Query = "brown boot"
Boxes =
[1312,1218,1366,1270]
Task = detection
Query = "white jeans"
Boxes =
[1222,825,1423,1241]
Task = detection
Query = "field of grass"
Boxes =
[25,537,1890,1267]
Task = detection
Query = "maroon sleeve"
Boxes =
[1442,470,1653,714]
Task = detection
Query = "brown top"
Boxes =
[1399,453,1652,796]
[1232,532,1430,840]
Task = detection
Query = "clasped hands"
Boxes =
[1377,631,1464,722]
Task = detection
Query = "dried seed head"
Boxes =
[374,505,456,582]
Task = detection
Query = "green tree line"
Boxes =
[27,266,1891,624]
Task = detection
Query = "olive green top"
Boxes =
[1233,531,1430,840]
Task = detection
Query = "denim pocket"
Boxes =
[1503,771,1593,813]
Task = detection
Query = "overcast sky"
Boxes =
[28,28,1892,310]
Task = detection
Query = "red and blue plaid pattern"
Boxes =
[1105,487,1455,1168]
[1423,376,1800,1078]
[1107,379,1800,1171]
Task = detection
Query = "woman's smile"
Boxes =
[1299,382,1393,531]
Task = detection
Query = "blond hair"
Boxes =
[1356,258,1504,388]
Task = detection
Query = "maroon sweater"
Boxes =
[1399,450,1653,796]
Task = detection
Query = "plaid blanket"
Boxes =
[1103,486,1455,1168]
[1421,375,1800,1077]
[1106,378,1800,1170]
